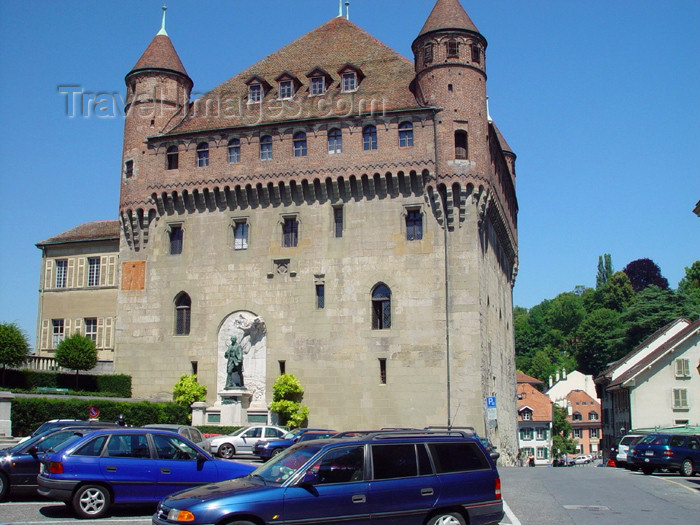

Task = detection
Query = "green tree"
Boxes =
[551,404,578,459]
[54,333,98,388]
[173,375,207,421]
[678,260,700,307]
[0,322,30,385]
[269,374,309,429]
[596,254,613,289]
[586,272,636,313]
[575,308,623,376]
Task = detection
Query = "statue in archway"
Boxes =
[224,336,244,388]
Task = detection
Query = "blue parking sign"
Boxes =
[486,396,497,408]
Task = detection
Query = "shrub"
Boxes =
[173,375,207,422]
[270,374,308,429]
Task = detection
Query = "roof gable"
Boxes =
[166,17,420,135]
[418,0,480,38]
[130,34,189,78]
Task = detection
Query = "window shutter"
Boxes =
[41,319,50,350]
[104,317,114,349]
[99,256,108,286]
[67,258,76,288]
[107,255,117,286]
[97,317,105,349]
[64,318,73,337]
[77,258,86,287]
[73,318,83,336]
[44,260,54,289]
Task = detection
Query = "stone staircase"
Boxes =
[0,434,22,449]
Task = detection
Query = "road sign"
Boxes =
[486,396,497,408]
[88,406,100,419]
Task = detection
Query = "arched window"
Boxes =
[363,125,377,151]
[371,284,391,330]
[446,39,459,58]
[175,293,191,336]
[455,130,468,159]
[228,139,241,164]
[328,128,342,154]
[293,132,307,157]
[166,146,179,170]
[398,122,413,148]
[260,135,273,160]
[196,142,209,167]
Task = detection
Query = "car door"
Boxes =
[235,426,263,453]
[11,430,79,487]
[368,443,439,525]
[282,445,370,524]
[99,433,156,503]
[151,433,223,500]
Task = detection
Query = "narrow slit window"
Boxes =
[333,206,343,238]
[379,358,387,384]
[372,284,391,330]
[455,130,468,159]
[175,293,191,336]
[166,146,179,170]
[316,284,325,309]
[169,225,183,255]
[282,217,298,247]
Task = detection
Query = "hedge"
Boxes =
[2,369,131,397]
[12,397,188,437]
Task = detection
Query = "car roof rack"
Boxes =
[424,426,477,435]
[363,429,476,440]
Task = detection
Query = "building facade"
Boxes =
[517,382,553,466]
[596,318,700,451]
[32,0,519,459]
[565,390,602,456]
[35,221,120,367]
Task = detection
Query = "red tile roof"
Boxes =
[517,383,553,422]
[418,0,480,38]
[517,371,543,385]
[166,17,421,135]
[36,221,120,246]
[130,34,189,78]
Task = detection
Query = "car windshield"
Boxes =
[228,427,249,437]
[248,443,325,484]
[50,433,88,453]
[639,435,670,445]
[281,432,296,439]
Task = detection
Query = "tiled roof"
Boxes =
[492,123,514,155]
[517,371,543,385]
[36,220,120,246]
[130,34,189,78]
[608,319,700,388]
[517,383,553,422]
[417,0,480,38]
[566,390,600,411]
[165,17,421,135]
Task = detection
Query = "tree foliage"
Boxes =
[54,333,98,387]
[622,258,669,292]
[0,322,30,385]
[515,258,696,382]
[270,374,308,429]
[173,374,207,421]
[551,404,578,458]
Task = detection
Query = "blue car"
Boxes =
[1,426,98,500]
[629,433,700,476]
[253,429,335,460]
[153,429,503,525]
[37,428,255,518]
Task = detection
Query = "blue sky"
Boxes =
[1,1,698,348]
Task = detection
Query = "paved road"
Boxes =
[1,461,697,525]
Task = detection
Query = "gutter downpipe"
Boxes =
[432,108,451,428]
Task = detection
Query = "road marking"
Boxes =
[503,499,522,525]
[656,476,699,494]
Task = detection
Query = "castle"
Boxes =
[38,0,520,461]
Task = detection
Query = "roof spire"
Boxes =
[337,0,343,17]
[157,5,168,36]
[345,1,350,20]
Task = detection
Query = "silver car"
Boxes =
[204,425,286,458]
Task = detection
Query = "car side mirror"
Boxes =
[197,452,208,463]
[490,451,500,461]
[299,469,319,486]
[28,446,39,458]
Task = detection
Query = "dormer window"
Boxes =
[249,84,262,103]
[306,67,333,96]
[275,72,301,100]
[342,72,357,92]
[337,64,364,93]
[310,76,325,95]
[446,39,459,58]
[279,80,293,99]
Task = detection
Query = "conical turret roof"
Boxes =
[418,0,480,37]
[129,34,189,78]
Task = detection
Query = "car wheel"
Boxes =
[72,484,111,519]
[427,511,466,525]
[641,466,654,475]
[218,443,236,459]
[681,458,694,477]
[0,472,9,500]
[271,448,283,457]
[629,465,640,472]
[225,521,255,525]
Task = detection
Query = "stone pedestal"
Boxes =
[0,391,14,437]
[216,389,252,426]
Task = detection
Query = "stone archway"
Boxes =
[217,311,267,412]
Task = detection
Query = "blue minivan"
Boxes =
[37,428,255,518]
[153,429,503,525]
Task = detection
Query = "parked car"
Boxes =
[629,433,700,476]
[204,425,287,458]
[37,428,255,518]
[18,419,118,444]
[143,424,205,445]
[153,429,503,525]
[253,429,336,461]
[573,455,590,465]
[0,427,99,500]
[615,433,644,468]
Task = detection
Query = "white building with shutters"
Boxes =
[35,221,119,365]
